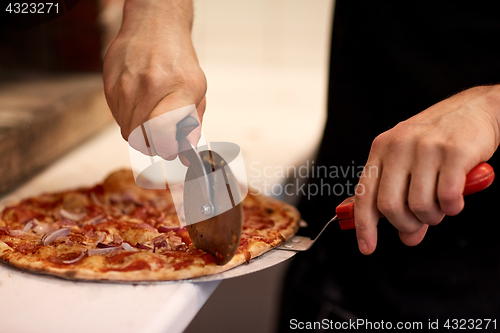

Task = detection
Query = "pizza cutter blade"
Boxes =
[177,116,243,265]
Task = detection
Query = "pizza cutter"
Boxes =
[176,116,243,265]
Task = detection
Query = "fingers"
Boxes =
[377,165,424,234]
[399,224,428,246]
[437,161,466,216]
[147,103,198,160]
[354,163,381,255]
[407,159,445,226]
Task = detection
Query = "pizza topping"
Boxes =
[33,222,52,235]
[153,235,168,253]
[105,260,151,272]
[113,234,123,244]
[61,251,86,265]
[62,192,90,210]
[167,232,183,249]
[105,251,135,264]
[121,227,155,246]
[138,222,156,233]
[83,214,107,226]
[16,243,41,255]
[54,219,78,228]
[243,216,275,230]
[157,225,180,233]
[90,192,104,206]
[9,230,25,237]
[88,246,122,256]
[0,227,9,236]
[10,206,42,224]
[60,209,87,222]
[131,207,149,220]
[22,219,36,232]
[96,242,117,248]
[89,232,106,246]
[156,212,166,223]
[41,227,72,245]
[136,243,152,250]
[121,242,138,252]
[122,191,142,205]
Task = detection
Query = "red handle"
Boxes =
[337,162,495,230]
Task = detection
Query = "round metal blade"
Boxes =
[184,150,243,265]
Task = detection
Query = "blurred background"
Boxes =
[0,0,332,332]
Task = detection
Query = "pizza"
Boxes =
[0,169,300,281]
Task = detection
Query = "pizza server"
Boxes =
[188,162,494,282]
[278,161,495,251]
[176,116,243,265]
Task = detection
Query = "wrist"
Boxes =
[121,0,193,36]
[474,85,500,147]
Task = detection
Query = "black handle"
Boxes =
[176,115,200,140]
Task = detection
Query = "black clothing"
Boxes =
[279,1,500,330]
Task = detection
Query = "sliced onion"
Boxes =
[156,213,166,223]
[33,222,52,235]
[58,219,77,226]
[91,233,106,245]
[62,251,86,264]
[9,230,25,236]
[152,234,167,243]
[157,225,180,233]
[88,246,122,256]
[41,227,72,245]
[122,242,138,252]
[96,243,115,248]
[23,219,37,232]
[83,214,106,226]
[60,209,87,222]
[136,243,152,250]
[90,192,103,206]
[138,223,156,233]
[123,191,142,205]
[109,194,122,203]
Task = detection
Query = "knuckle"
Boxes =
[377,196,398,216]
[441,141,467,160]
[370,132,387,152]
[438,190,461,205]
[415,136,436,155]
[140,69,165,90]
[408,198,431,216]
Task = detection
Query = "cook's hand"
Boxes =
[354,85,500,254]
[103,0,206,159]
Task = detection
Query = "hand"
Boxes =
[354,85,500,254]
[103,0,206,159]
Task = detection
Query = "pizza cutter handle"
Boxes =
[176,115,200,140]
[337,162,495,230]
[175,115,202,165]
